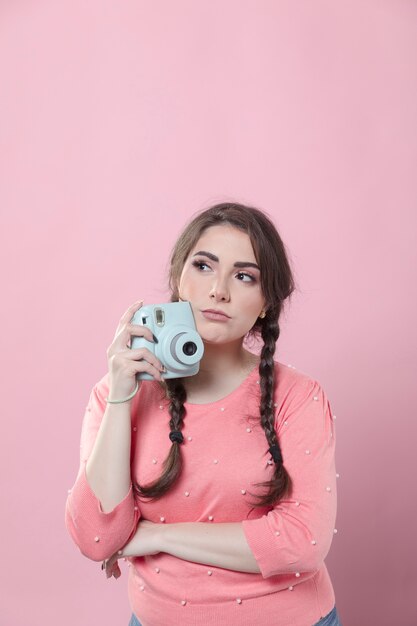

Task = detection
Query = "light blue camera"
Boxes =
[131,301,204,380]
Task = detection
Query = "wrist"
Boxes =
[157,522,171,553]
[107,380,139,403]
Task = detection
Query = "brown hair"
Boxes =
[134,202,296,507]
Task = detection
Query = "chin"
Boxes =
[198,330,227,344]
[200,333,226,344]
[201,332,244,346]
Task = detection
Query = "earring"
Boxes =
[259,310,266,319]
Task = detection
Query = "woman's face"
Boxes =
[177,224,266,345]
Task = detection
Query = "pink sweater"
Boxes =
[65,361,338,626]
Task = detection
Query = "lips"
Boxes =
[201,309,231,321]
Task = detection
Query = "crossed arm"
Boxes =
[104,518,261,578]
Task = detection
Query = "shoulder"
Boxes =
[273,360,320,394]
[272,360,330,426]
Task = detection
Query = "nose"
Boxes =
[209,276,230,302]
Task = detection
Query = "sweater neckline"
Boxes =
[183,362,260,408]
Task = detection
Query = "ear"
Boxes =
[259,300,268,319]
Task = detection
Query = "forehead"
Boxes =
[191,224,256,260]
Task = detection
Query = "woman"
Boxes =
[65,202,342,626]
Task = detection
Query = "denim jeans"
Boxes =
[313,606,342,626]
[128,604,342,626]
[128,614,141,626]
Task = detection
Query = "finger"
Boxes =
[114,300,144,335]
[130,356,165,382]
[111,347,165,376]
[106,561,115,579]
[126,322,155,343]
[107,559,121,579]
[104,555,115,575]
[113,321,155,348]
[112,562,122,579]
[123,299,144,321]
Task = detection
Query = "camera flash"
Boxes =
[155,308,165,326]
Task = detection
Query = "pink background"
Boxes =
[1,1,416,625]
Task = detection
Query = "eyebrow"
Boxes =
[192,250,260,271]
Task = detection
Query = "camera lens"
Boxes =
[182,341,197,356]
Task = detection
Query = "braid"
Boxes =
[249,315,293,508]
[134,379,187,501]
[166,378,187,433]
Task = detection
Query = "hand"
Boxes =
[106,300,166,399]
[102,519,163,579]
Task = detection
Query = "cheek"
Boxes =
[240,287,264,312]
[178,272,199,300]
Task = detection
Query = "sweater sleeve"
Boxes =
[65,374,141,561]
[241,377,337,579]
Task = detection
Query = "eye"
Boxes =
[191,260,211,271]
[236,272,256,283]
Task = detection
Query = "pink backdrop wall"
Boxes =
[1,1,416,625]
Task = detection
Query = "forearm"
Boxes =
[85,402,132,512]
[159,522,261,574]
